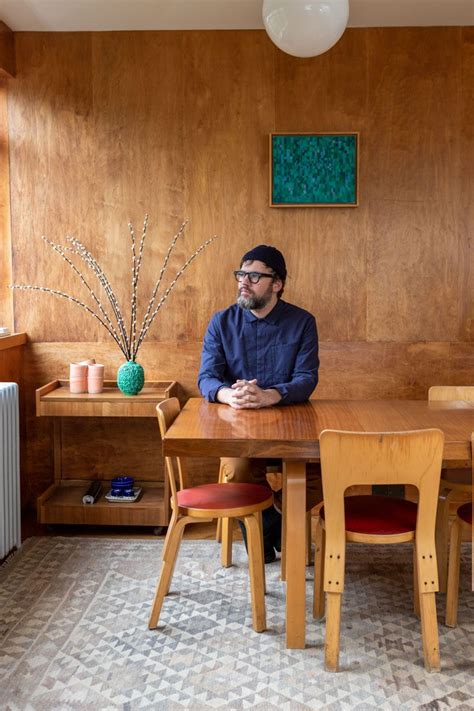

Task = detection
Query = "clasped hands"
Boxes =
[218,378,282,409]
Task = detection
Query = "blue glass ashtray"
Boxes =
[111,476,134,489]
[111,488,135,497]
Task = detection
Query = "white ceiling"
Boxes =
[1,0,473,32]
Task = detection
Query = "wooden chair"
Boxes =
[148,398,273,633]
[313,429,444,672]
[216,463,313,573]
[445,432,473,628]
[428,386,474,591]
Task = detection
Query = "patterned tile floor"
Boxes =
[0,537,473,710]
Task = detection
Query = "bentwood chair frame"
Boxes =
[428,386,474,591]
[148,398,273,633]
[445,432,473,628]
[314,429,444,672]
[216,463,313,574]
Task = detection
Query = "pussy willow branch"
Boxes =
[41,236,122,347]
[66,237,131,358]
[10,217,218,362]
[10,285,129,358]
[135,219,187,350]
[129,220,137,359]
[134,235,217,356]
[132,214,149,356]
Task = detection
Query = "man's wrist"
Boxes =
[216,387,233,405]
[263,388,283,406]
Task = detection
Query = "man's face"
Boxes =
[236,260,281,311]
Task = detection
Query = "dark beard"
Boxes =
[237,292,271,310]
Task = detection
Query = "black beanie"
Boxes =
[240,245,287,281]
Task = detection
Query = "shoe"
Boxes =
[238,507,281,564]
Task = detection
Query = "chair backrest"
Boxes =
[320,429,444,593]
[156,398,188,505]
[428,386,474,401]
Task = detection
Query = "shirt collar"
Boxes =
[241,299,285,324]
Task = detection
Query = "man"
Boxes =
[198,244,320,562]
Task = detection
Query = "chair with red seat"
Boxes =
[445,432,473,627]
[313,429,444,672]
[148,398,273,633]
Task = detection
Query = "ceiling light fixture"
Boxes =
[262,0,350,58]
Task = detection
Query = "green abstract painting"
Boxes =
[270,133,359,207]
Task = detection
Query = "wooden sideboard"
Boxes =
[36,379,178,528]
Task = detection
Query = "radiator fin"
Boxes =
[0,383,21,559]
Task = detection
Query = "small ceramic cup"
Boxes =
[87,363,105,394]
[69,363,88,393]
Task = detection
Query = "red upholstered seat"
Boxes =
[457,502,472,526]
[321,495,418,535]
[177,482,272,510]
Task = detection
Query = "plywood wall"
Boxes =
[4,28,474,505]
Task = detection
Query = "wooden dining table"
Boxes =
[162,397,474,649]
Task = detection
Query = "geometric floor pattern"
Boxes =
[1,537,473,710]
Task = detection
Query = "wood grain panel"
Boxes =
[274,29,369,341]
[182,31,275,340]
[0,22,15,77]
[9,32,187,343]
[366,29,468,342]
[0,336,26,384]
[0,79,13,331]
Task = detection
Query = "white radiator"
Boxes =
[0,383,21,559]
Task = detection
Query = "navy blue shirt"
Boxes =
[198,299,319,404]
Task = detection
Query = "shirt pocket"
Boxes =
[271,342,299,382]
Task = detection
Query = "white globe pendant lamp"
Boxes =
[262,0,350,58]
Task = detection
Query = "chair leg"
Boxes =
[221,517,234,568]
[419,592,441,672]
[325,591,342,672]
[445,517,462,628]
[280,471,287,581]
[148,516,189,630]
[413,542,420,618]
[256,510,267,595]
[435,489,454,593]
[313,521,325,619]
[243,513,266,632]
[306,511,312,566]
[162,509,178,560]
[216,461,226,542]
[163,510,180,596]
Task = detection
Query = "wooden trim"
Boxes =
[0,78,13,331]
[0,22,15,78]
[0,333,27,351]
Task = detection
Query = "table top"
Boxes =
[163,398,474,461]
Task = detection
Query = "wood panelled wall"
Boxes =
[4,28,474,507]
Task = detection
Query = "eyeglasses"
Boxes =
[234,270,275,284]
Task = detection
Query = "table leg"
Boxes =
[284,459,307,649]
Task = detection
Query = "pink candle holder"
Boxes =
[69,363,88,393]
[88,364,104,394]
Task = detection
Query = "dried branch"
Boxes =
[135,219,188,351]
[41,236,123,348]
[66,237,131,358]
[10,217,218,364]
[134,235,217,356]
[10,285,129,358]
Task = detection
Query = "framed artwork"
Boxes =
[270,132,359,207]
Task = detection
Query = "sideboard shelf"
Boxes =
[36,379,178,528]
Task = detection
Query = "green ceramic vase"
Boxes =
[117,360,145,396]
